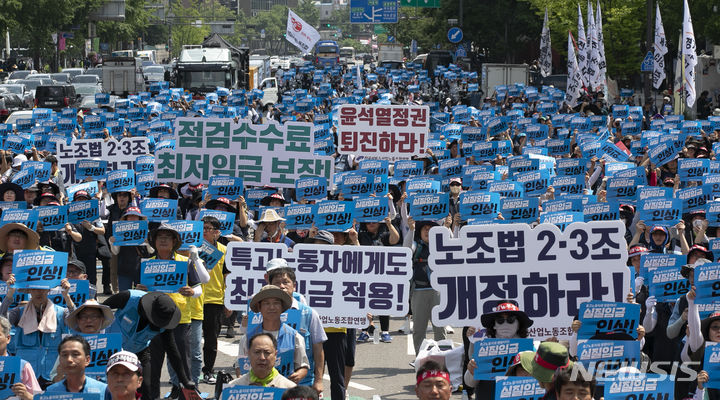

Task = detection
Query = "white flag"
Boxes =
[539,8,552,77]
[595,0,606,88]
[355,64,363,89]
[682,0,697,107]
[576,4,588,87]
[673,31,683,113]
[285,9,321,54]
[586,1,600,90]
[566,32,583,108]
[653,3,668,89]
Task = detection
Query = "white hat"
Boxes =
[266,258,289,272]
[12,154,26,168]
[258,209,285,223]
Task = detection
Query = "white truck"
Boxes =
[102,57,146,95]
[481,64,530,97]
[378,43,404,64]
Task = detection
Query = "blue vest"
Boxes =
[12,304,68,379]
[247,323,297,378]
[46,376,109,399]
[108,289,163,353]
[295,302,315,386]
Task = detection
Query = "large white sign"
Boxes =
[155,117,333,187]
[336,104,429,160]
[285,9,321,53]
[56,137,149,184]
[428,221,630,340]
[224,242,412,328]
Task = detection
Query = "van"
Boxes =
[35,85,79,110]
[339,47,355,65]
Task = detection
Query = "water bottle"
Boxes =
[372,329,380,344]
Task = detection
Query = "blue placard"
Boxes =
[550,175,584,195]
[48,279,90,308]
[134,155,154,174]
[409,192,449,221]
[10,167,35,189]
[198,209,235,236]
[472,338,535,380]
[0,202,25,211]
[0,209,38,230]
[539,211,583,231]
[0,356,22,399]
[37,205,68,231]
[578,301,641,339]
[704,342,720,389]
[341,173,374,199]
[640,253,685,281]
[648,139,683,167]
[488,181,525,199]
[95,93,110,105]
[677,184,714,211]
[494,376,545,400]
[499,197,538,223]
[406,178,441,194]
[577,340,642,374]
[221,386,285,400]
[135,172,154,197]
[469,171,500,191]
[394,160,424,179]
[600,141,630,162]
[543,199,581,213]
[140,259,187,293]
[112,220,149,246]
[459,191,500,221]
[295,177,328,201]
[13,250,67,289]
[679,158,710,180]
[207,175,244,200]
[67,200,99,224]
[637,186,672,202]
[555,158,587,176]
[353,197,388,223]
[140,198,176,222]
[604,374,674,400]
[167,220,203,251]
[514,170,550,197]
[106,169,135,193]
[694,263,720,303]
[283,204,316,230]
[473,140,512,161]
[606,176,641,204]
[23,161,51,182]
[637,198,682,227]
[359,159,389,176]
[66,181,99,201]
[199,240,224,270]
[80,333,123,378]
[583,202,620,222]
[439,158,462,178]
[315,201,354,232]
[649,265,689,302]
[75,160,108,181]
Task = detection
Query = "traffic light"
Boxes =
[326,23,331,28]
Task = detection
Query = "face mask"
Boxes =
[450,186,462,195]
[494,319,520,338]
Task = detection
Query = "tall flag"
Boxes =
[595,0,607,88]
[682,0,697,107]
[586,1,600,90]
[653,3,668,89]
[539,8,552,77]
[566,31,583,108]
[576,4,588,86]
[356,64,363,89]
[673,31,683,114]
[285,9,321,54]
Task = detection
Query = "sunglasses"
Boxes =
[495,315,517,325]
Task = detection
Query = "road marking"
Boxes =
[218,339,239,357]
[323,375,374,391]
[407,334,414,355]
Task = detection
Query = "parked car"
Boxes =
[85,68,103,81]
[0,84,32,108]
[5,70,36,83]
[72,74,101,85]
[34,85,80,110]
[62,68,85,81]
[50,73,71,84]
[143,65,165,82]
[0,88,26,121]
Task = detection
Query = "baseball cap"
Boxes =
[266,258,289,272]
[106,351,142,373]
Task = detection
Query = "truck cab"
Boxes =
[174,47,239,95]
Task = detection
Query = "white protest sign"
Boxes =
[56,138,150,184]
[156,117,333,188]
[428,221,630,339]
[224,242,412,328]
[336,104,429,160]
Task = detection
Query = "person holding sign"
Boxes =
[45,335,109,396]
[0,271,75,388]
[238,285,309,383]
[0,223,40,254]
[414,360,452,400]
[69,191,105,287]
[0,316,41,400]
[254,209,295,248]
[681,284,720,399]
[104,189,135,295]
[108,207,154,291]
[228,333,296,389]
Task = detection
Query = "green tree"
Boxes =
[247,5,288,52]
[96,0,153,50]
[169,0,210,57]
[295,0,319,27]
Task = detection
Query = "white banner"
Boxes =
[586,1,600,90]
[285,9,321,54]
[653,3,668,89]
[336,104,429,160]
[155,117,333,187]
[595,0,607,88]
[682,0,697,107]
[224,242,412,328]
[56,138,149,185]
[576,4,588,87]
[428,221,630,340]
[566,32,583,108]
[539,8,552,78]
